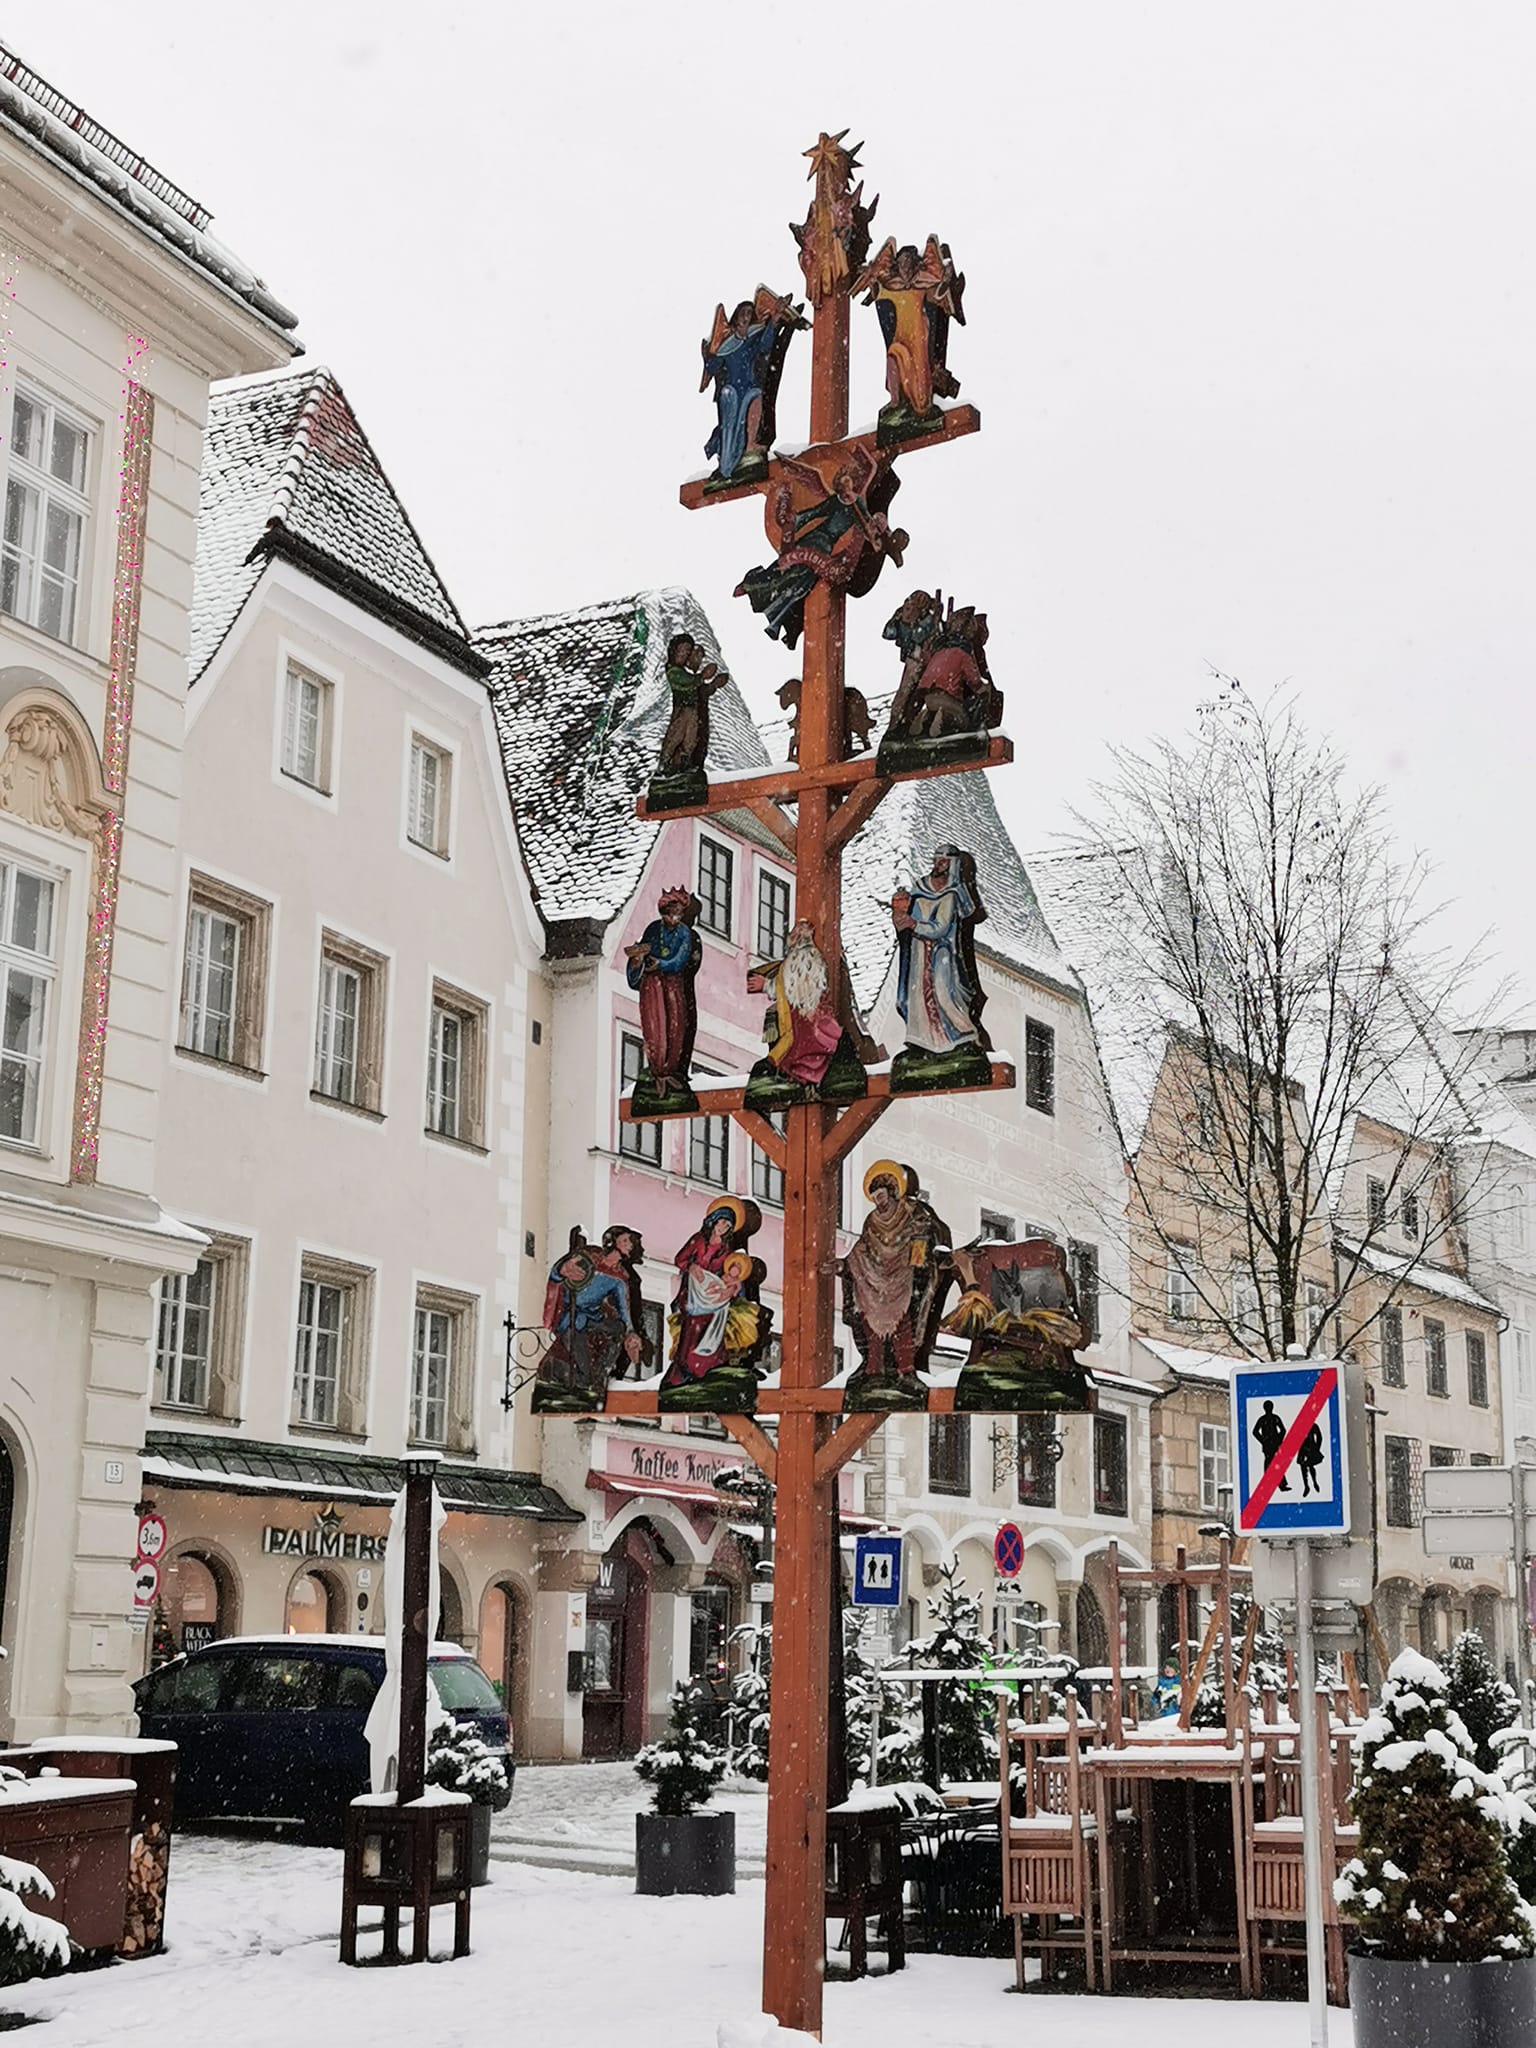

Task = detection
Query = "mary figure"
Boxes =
[658,1196,769,1415]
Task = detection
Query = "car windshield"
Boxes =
[429,1659,501,1712]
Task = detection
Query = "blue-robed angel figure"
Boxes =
[700,288,803,483]
[892,845,989,1058]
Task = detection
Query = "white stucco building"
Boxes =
[143,364,569,1745]
[0,46,296,1734]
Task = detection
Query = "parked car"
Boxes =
[132,1633,513,1838]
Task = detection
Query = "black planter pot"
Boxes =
[635,1810,735,1897]
[467,1800,493,1887]
[1350,1952,1536,2048]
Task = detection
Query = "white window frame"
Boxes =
[0,851,59,1152]
[1230,1266,1264,1345]
[406,731,453,861]
[180,902,241,1063]
[1198,1422,1231,1512]
[273,643,342,807]
[156,1261,217,1410]
[754,860,793,961]
[1165,1245,1197,1323]
[1,381,93,646]
[1516,1327,1534,1404]
[315,956,362,1103]
[696,832,735,941]
[293,1274,347,1429]
[411,1303,454,1446]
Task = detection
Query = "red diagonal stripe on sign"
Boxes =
[1239,1366,1338,1531]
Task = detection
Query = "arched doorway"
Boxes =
[161,1549,234,1655]
[284,1566,344,1634]
[437,1567,465,1646]
[478,1580,529,1750]
[1075,1584,1109,1668]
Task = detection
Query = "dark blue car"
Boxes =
[133,1633,513,1837]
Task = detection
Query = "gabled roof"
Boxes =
[0,43,297,341]
[190,364,484,684]
[841,770,1071,1014]
[474,589,768,937]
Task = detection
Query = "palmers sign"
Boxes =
[262,1506,387,1562]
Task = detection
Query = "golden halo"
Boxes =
[722,1251,754,1285]
[702,1195,747,1235]
[862,1159,912,1200]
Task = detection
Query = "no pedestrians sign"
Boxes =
[1232,1361,1350,1538]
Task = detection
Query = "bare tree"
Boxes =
[1049,680,1508,1361]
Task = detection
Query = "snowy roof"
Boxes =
[0,44,297,341]
[1135,1337,1243,1387]
[189,364,482,683]
[841,770,1071,1013]
[474,588,768,934]
[1333,1237,1500,1316]
[1027,847,1173,1152]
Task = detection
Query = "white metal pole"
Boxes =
[1513,1471,1534,1737]
[1293,1540,1330,2048]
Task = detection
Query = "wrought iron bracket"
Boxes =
[502,1313,552,1410]
[988,1418,1065,1494]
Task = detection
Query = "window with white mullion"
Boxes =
[2,386,90,644]
[412,1306,454,1445]
[282,666,326,787]
[180,905,240,1061]
[315,959,361,1100]
[427,1004,462,1136]
[408,739,446,854]
[0,856,57,1148]
[294,1279,346,1427]
[156,1262,216,1409]
[1198,1423,1231,1511]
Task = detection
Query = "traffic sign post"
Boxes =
[1421,1462,1535,1730]
[993,1522,1025,1581]
[1232,1359,1355,2048]
[852,1534,903,1610]
[135,1512,167,1563]
[132,1560,160,1610]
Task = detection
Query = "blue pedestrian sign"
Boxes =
[1232,1361,1350,1538]
[852,1534,903,1608]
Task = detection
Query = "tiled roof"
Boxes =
[142,1431,582,1523]
[474,589,768,932]
[190,364,483,683]
[0,47,297,340]
[1333,1238,1500,1316]
[840,770,1071,1015]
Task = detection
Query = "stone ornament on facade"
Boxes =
[0,691,112,841]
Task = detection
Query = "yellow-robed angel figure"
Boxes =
[854,235,965,424]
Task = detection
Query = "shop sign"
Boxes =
[182,1622,218,1654]
[262,1505,386,1562]
[606,1438,745,1491]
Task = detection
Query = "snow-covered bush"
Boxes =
[1444,1630,1520,1774]
[425,1723,512,1809]
[1336,1647,1535,1960]
[636,1683,728,1817]
[0,1766,69,1989]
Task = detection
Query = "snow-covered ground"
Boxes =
[494,1760,768,1872]
[0,1814,1354,2048]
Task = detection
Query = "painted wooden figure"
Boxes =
[734,446,908,650]
[700,285,806,488]
[744,917,867,1110]
[791,130,877,308]
[853,234,966,445]
[877,588,1000,774]
[944,1237,1096,1413]
[840,1161,954,1411]
[776,676,872,761]
[532,1227,646,1414]
[890,845,992,1092]
[658,1195,772,1415]
[624,885,703,1115]
[646,633,728,811]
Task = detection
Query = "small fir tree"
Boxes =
[635,1682,728,1817]
[1444,1630,1520,1775]
[724,1621,771,1781]
[1336,1648,1535,1960]
[904,1559,996,1787]
[425,1722,512,1808]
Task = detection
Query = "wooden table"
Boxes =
[1085,1741,1254,1997]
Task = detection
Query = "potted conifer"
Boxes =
[634,1683,733,1896]
[1338,1648,1536,2048]
[425,1724,512,1886]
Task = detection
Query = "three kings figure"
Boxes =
[891,845,993,1092]
[943,1237,1096,1415]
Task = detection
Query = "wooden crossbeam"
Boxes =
[620,1058,1016,1124]
[823,1093,892,1168]
[635,732,1014,826]
[813,1411,886,1483]
[743,796,797,858]
[729,1105,787,1167]
[587,1383,1083,1417]
[719,1414,778,1483]
[677,403,982,511]
[826,777,892,857]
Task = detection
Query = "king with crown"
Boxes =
[624,884,703,1115]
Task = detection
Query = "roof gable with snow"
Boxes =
[474,588,768,937]
[190,365,482,684]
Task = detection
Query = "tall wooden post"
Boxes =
[397,1455,437,1806]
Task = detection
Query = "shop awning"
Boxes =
[589,1470,723,1511]
[143,1431,582,1523]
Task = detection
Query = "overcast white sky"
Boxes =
[18,4,1536,1004]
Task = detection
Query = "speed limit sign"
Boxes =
[136,1513,167,1562]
